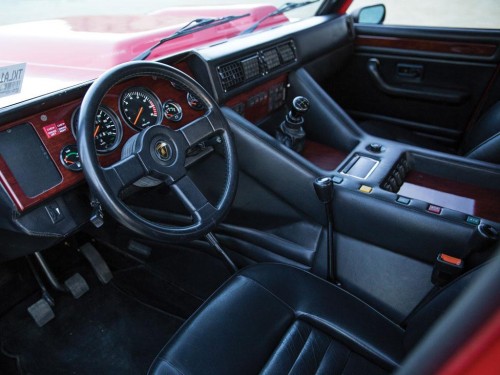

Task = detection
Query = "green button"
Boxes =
[396,196,411,205]
[466,216,480,225]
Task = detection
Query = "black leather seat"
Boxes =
[149,262,480,375]
[461,101,500,163]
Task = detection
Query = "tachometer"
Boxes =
[72,106,122,154]
[163,100,183,122]
[120,87,162,130]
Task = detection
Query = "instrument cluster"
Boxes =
[62,77,205,172]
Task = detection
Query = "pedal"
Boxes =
[64,273,89,299]
[27,298,55,327]
[79,242,113,284]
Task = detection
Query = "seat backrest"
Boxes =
[461,101,500,163]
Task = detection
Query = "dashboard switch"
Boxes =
[359,185,373,194]
[466,216,480,226]
[396,196,411,205]
[45,203,64,224]
[427,204,442,214]
[332,176,343,184]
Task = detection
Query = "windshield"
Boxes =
[1,0,323,109]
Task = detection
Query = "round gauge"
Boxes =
[72,106,122,154]
[163,100,183,122]
[60,144,82,172]
[120,87,162,130]
[186,91,205,111]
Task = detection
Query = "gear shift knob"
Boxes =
[313,177,334,203]
[290,96,310,119]
[275,95,309,153]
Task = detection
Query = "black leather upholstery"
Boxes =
[358,101,500,163]
[462,101,500,163]
[149,263,479,375]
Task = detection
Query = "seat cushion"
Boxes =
[149,263,405,375]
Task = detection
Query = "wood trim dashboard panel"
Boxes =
[356,35,497,57]
[225,74,288,124]
[0,66,290,213]
[0,67,204,212]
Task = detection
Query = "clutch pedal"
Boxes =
[27,299,55,327]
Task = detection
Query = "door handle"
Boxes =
[367,58,468,104]
[397,63,423,80]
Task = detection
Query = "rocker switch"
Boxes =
[45,203,64,224]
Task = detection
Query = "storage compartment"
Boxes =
[381,153,500,222]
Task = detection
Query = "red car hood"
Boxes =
[0,5,288,108]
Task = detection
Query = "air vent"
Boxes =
[218,61,245,91]
[216,40,297,93]
[277,42,296,63]
[262,48,281,71]
[241,55,261,80]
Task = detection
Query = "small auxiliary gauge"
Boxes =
[60,144,82,172]
[163,100,183,122]
[186,92,205,111]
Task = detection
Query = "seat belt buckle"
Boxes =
[431,253,464,286]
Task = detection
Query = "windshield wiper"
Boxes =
[132,13,250,61]
[238,0,320,36]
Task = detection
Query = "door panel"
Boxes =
[327,24,500,149]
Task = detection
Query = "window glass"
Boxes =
[3,0,322,26]
[348,0,500,29]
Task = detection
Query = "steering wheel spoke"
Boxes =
[178,111,223,148]
[170,175,217,223]
[103,154,148,195]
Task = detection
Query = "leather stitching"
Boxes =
[298,313,399,369]
[241,275,296,314]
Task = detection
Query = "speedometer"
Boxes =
[71,106,122,154]
[120,87,163,130]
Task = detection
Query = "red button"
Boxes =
[428,204,442,214]
[439,254,463,266]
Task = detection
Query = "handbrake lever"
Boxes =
[313,177,340,285]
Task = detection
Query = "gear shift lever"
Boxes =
[276,96,310,152]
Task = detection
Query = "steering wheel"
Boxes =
[77,61,238,242]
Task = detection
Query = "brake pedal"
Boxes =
[27,298,55,327]
[64,273,89,299]
[79,242,113,284]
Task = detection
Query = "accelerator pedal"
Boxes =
[27,299,55,327]
[64,273,89,299]
[79,242,113,284]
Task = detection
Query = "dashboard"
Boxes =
[0,62,210,212]
[0,15,348,216]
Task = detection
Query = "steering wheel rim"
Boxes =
[78,61,238,242]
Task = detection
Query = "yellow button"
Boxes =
[359,185,373,194]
